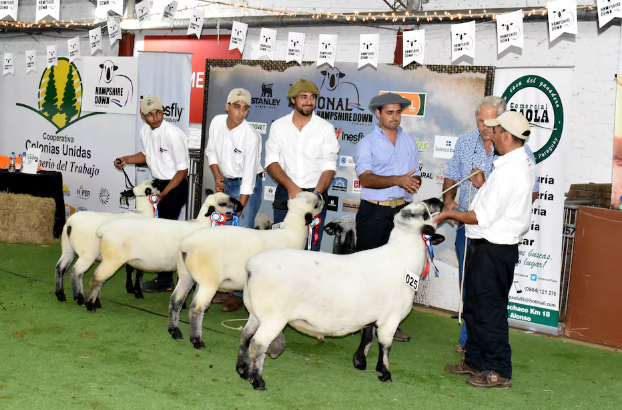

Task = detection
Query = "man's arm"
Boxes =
[238,135,262,210]
[359,170,421,193]
[114,152,146,169]
[435,210,478,225]
[314,170,334,193]
[209,164,225,192]
[158,169,189,200]
[266,163,300,199]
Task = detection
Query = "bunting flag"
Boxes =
[68,36,81,63]
[107,18,122,45]
[162,1,178,26]
[187,8,205,39]
[229,21,248,52]
[286,32,305,65]
[97,0,123,17]
[451,21,476,62]
[548,0,578,41]
[46,45,57,68]
[136,1,151,24]
[317,34,338,67]
[496,10,524,54]
[597,0,622,28]
[403,29,425,67]
[89,26,103,55]
[0,0,18,21]
[25,50,36,74]
[257,28,277,60]
[3,53,15,76]
[36,0,59,22]
[358,33,379,68]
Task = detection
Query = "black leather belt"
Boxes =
[225,172,263,181]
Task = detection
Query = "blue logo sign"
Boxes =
[332,177,348,192]
[530,274,537,281]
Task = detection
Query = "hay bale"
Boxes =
[0,192,56,245]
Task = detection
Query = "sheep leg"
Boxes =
[236,314,260,380]
[266,331,286,359]
[247,323,285,391]
[125,265,135,294]
[353,324,376,371]
[168,274,195,340]
[70,257,95,306]
[85,260,122,312]
[133,269,144,299]
[188,285,217,349]
[54,251,75,302]
[375,323,398,383]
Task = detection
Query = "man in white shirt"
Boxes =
[205,88,263,312]
[434,112,536,389]
[264,79,340,251]
[115,95,190,293]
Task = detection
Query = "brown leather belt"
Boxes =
[365,198,407,208]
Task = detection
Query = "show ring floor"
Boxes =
[1,242,621,409]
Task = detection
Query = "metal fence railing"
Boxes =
[186,150,202,220]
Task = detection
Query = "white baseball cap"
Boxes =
[227,88,251,107]
[484,111,531,140]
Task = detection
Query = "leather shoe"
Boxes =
[222,294,244,312]
[467,370,511,389]
[211,292,231,304]
[393,327,411,342]
[444,361,479,376]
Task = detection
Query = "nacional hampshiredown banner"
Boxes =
[494,67,572,334]
[203,60,493,313]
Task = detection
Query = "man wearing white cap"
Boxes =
[205,88,263,312]
[115,95,190,293]
[435,111,536,389]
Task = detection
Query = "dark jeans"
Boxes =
[463,238,518,379]
[155,178,188,279]
[456,223,471,347]
[355,200,407,251]
[273,184,327,251]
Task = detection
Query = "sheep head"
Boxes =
[324,214,356,254]
[394,198,445,244]
[274,192,325,225]
[122,180,161,198]
[254,213,273,230]
[198,192,244,219]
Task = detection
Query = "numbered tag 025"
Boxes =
[405,269,420,292]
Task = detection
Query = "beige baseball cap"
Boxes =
[227,88,251,107]
[140,96,163,115]
[484,111,531,140]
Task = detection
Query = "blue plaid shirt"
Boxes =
[444,129,540,212]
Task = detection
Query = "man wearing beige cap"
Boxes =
[435,111,536,389]
[115,95,190,293]
[206,88,263,311]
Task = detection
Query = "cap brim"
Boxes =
[484,118,501,127]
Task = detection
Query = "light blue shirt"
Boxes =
[444,129,540,212]
[354,124,421,202]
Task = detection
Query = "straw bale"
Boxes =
[0,192,56,245]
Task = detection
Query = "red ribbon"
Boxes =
[313,216,321,245]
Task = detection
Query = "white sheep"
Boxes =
[167,192,325,350]
[236,198,445,390]
[54,180,162,305]
[323,214,357,254]
[82,193,243,312]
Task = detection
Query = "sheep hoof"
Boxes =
[125,285,134,294]
[317,337,325,344]
[353,355,367,371]
[134,291,144,299]
[169,328,183,340]
[55,291,66,302]
[376,371,392,383]
[86,301,97,313]
[95,299,102,309]
[251,377,266,391]
[191,338,205,349]
[75,294,85,306]
[236,365,249,380]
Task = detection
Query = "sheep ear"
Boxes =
[231,198,244,213]
[420,225,436,236]
[145,188,152,196]
[324,222,337,235]
[272,200,288,210]
[205,188,214,196]
[205,206,216,217]
[339,72,346,78]
[430,234,445,245]
[304,213,313,226]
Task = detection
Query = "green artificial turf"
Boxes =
[1,242,621,410]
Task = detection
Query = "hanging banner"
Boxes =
[46,45,58,69]
[0,57,137,217]
[26,50,36,74]
[82,57,138,115]
[451,21,475,62]
[89,27,103,55]
[0,0,18,21]
[162,1,177,25]
[257,28,277,60]
[68,36,81,63]
[3,53,15,76]
[136,1,151,24]
[403,29,425,67]
[36,0,59,22]
[96,0,123,16]
[597,0,622,28]
[547,0,578,41]
[358,33,379,69]
[107,18,122,45]
[494,67,572,334]
[611,74,622,209]
[286,32,305,65]
[497,10,524,53]
[317,34,337,67]
[229,21,248,52]
[187,8,205,39]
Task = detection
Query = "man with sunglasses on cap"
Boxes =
[206,88,263,312]
[353,92,422,343]
[435,111,536,389]
[115,95,190,293]
[264,79,340,251]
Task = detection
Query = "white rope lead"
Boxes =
[438,169,483,199]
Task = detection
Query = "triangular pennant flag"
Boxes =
[162,1,178,26]
[229,21,248,52]
[403,29,425,67]
[0,0,18,21]
[317,34,337,67]
[136,1,151,24]
[3,53,15,76]
[97,0,123,16]
[597,0,622,28]
[496,10,524,54]
[107,18,122,45]
[548,0,578,41]
[36,0,59,23]
[451,21,475,62]
[187,8,205,39]
[359,33,379,69]
[286,32,305,65]
[46,45,58,69]
[68,36,81,63]
[26,50,37,74]
[257,28,277,60]
[89,27,103,55]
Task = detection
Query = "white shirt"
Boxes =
[205,115,263,196]
[264,111,340,189]
[466,146,536,245]
[140,121,190,180]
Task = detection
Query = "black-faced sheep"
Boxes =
[323,214,356,254]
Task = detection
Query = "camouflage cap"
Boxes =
[286,79,320,99]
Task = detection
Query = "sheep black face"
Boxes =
[127,180,160,198]
[200,192,244,218]
[324,215,356,254]
[394,198,445,244]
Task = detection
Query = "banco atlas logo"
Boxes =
[502,75,563,163]
[17,58,103,133]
